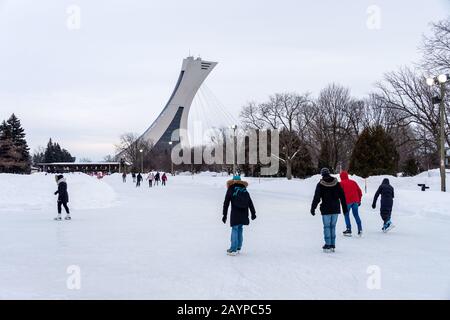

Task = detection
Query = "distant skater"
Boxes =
[154,172,160,186]
[132,172,136,183]
[161,173,167,186]
[310,168,348,253]
[122,172,127,183]
[339,171,363,237]
[147,172,154,188]
[222,175,256,256]
[136,173,143,187]
[372,178,395,232]
[54,175,70,221]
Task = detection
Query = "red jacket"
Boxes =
[339,171,362,205]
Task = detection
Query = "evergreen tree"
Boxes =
[43,138,75,163]
[0,121,24,173]
[349,126,399,178]
[402,156,420,177]
[6,114,30,172]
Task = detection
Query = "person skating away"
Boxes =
[146,172,154,188]
[154,172,160,186]
[310,168,348,253]
[132,172,136,183]
[161,173,167,186]
[222,176,256,256]
[136,173,143,187]
[54,175,70,221]
[372,178,395,233]
[339,171,363,237]
[122,172,127,183]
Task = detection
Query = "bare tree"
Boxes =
[240,92,312,179]
[374,67,449,165]
[115,133,153,171]
[420,18,450,74]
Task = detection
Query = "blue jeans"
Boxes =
[322,214,338,246]
[344,203,362,232]
[230,225,243,252]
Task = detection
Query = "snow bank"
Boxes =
[0,173,118,212]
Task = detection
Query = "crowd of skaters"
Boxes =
[122,171,168,188]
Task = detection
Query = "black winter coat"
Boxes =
[311,176,348,215]
[223,181,256,227]
[55,180,69,203]
[372,178,394,212]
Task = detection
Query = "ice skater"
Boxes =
[310,168,348,253]
[146,172,154,188]
[154,172,160,186]
[132,172,136,183]
[54,174,70,221]
[122,172,127,183]
[339,171,363,237]
[136,173,143,187]
[161,173,167,186]
[222,175,256,256]
[372,178,395,232]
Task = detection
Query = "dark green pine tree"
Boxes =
[6,114,30,173]
[0,120,24,173]
[43,138,75,163]
[349,126,399,178]
[402,155,420,177]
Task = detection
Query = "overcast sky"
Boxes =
[0,0,449,160]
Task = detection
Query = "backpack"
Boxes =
[231,186,250,209]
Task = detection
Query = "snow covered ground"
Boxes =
[0,170,449,299]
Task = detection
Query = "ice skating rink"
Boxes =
[0,171,449,299]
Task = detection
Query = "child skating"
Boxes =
[222,176,256,256]
[372,178,395,232]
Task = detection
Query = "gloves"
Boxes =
[310,208,315,216]
[251,214,257,220]
[54,191,57,195]
[222,216,227,224]
[358,203,361,207]
[372,203,376,209]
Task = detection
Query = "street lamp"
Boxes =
[426,73,449,192]
[230,125,238,175]
[168,141,174,176]
[139,149,143,173]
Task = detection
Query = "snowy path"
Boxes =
[0,173,449,299]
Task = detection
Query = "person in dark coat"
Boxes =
[310,168,348,252]
[54,175,70,220]
[154,172,160,186]
[372,178,395,232]
[122,172,127,183]
[222,176,256,256]
[161,173,167,186]
[136,173,143,187]
[132,172,136,183]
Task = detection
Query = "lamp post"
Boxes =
[139,149,143,173]
[168,141,174,176]
[426,73,449,192]
[230,125,237,175]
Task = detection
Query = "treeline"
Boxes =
[32,138,76,164]
[0,114,31,174]
[237,18,449,179]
